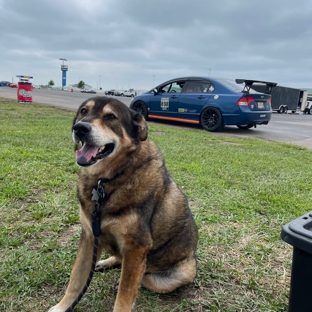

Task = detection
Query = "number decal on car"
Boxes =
[161,98,169,110]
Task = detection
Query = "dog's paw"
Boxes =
[48,304,63,312]
[95,257,121,272]
[95,260,109,272]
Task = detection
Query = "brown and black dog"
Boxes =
[48,97,198,312]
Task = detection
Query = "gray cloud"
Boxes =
[1,0,311,90]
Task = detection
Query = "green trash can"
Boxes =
[281,212,312,312]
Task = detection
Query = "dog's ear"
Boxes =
[132,112,148,141]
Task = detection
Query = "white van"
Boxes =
[303,96,312,114]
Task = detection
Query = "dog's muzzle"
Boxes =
[73,122,92,142]
[73,122,115,167]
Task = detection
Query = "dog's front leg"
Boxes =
[113,247,148,312]
[49,230,102,312]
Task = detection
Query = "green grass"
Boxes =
[1,97,311,311]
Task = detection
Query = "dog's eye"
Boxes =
[104,114,116,120]
[80,108,87,114]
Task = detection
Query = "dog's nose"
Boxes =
[73,122,91,139]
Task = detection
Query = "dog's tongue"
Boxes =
[75,144,99,164]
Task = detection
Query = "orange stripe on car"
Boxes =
[148,114,200,124]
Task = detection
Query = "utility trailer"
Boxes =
[249,83,307,114]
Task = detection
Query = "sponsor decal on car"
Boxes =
[178,108,197,113]
[161,98,169,110]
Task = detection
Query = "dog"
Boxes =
[48,97,198,312]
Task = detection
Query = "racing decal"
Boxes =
[161,97,169,110]
[178,108,197,113]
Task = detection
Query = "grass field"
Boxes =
[1,98,312,311]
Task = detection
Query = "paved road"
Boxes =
[0,87,133,110]
[1,87,312,149]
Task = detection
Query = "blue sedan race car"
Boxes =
[130,77,276,132]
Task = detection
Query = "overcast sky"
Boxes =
[1,0,312,90]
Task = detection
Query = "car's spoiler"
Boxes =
[236,79,278,94]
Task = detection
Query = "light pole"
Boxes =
[59,58,68,90]
[99,75,101,90]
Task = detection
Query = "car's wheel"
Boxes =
[131,94,134,97]
[284,106,288,114]
[236,124,254,129]
[200,107,223,132]
[131,101,148,119]
[279,106,285,114]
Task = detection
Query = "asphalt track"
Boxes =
[2,87,312,149]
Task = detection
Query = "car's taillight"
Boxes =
[267,98,271,104]
[236,96,254,106]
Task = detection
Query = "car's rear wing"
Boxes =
[235,79,278,95]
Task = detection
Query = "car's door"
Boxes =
[149,80,186,118]
[177,80,214,121]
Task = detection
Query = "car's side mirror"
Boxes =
[153,88,158,95]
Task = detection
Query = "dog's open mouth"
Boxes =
[75,143,115,167]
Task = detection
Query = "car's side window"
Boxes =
[169,82,184,93]
[185,81,214,93]
[159,83,171,93]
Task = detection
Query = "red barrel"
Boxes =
[17,82,33,102]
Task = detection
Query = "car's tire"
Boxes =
[200,107,224,132]
[279,106,285,114]
[236,124,254,129]
[131,94,134,97]
[284,106,288,114]
[131,101,148,119]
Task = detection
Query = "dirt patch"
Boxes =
[59,224,80,247]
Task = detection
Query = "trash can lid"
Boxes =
[281,212,312,253]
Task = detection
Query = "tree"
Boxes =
[48,80,54,87]
[77,80,85,89]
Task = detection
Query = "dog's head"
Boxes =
[72,97,147,169]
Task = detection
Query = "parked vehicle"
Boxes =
[130,77,274,132]
[303,96,312,114]
[114,90,127,96]
[0,81,11,86]
[81,89,96,94]
[105,89,115,95]
[251,84,307,114]
[124,89,136,97]
[9,83,17,88]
